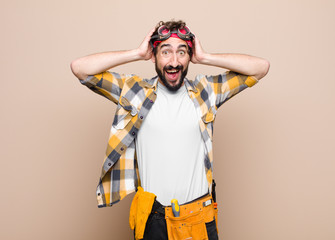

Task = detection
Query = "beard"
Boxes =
[155,62,188,92]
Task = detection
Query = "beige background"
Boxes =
[1,0,334,239]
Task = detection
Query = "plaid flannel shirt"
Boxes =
[80,71,258,208]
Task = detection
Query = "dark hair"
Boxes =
[152,20,193,58]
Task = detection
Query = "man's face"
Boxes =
[152,37,191,91]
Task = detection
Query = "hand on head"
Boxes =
[191,35,206,64]
[137,27,156,61]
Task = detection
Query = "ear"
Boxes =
[151,54,156,63]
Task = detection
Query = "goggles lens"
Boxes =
[177,26,191,37]
[158,26,170,36]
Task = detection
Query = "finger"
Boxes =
[141,28,155,46]
[147,27,156,38]
[194,37,202,50]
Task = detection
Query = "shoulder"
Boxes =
[188,74,214,89]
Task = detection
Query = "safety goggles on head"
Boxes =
[150,25,195,48]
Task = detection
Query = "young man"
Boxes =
[71,20,270,240]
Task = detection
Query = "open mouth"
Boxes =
[165,69,181,82]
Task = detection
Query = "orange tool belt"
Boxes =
[129,188,218,240]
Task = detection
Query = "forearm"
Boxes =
[198,53,270,80]
[70,49,143,80]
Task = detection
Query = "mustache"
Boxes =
[164,65,183,71]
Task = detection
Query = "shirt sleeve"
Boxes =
[80,71,135,104]
[208,71,258,108]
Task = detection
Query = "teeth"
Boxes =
[166,70,178,73]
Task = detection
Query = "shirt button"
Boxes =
[97,193,101,196]
[132,132,135,136]
[150,100,153,103]
[140,116,143,119]
[108,162,111,166]
[121,147,124,151]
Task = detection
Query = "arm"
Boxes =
[70,28,155,80]
[191,36,270,80]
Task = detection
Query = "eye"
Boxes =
[178,50,186,56]
[161,50,171,56]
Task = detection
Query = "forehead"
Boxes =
[158,37,188,49]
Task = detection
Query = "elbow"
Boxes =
[254,59,270,80]
[263,59,270,77]
[70,59,87,81]
[70,59,80,78]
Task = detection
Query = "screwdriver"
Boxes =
[171,199,180,217]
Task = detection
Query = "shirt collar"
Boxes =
[141,76,159,91]
[184,78,198,93]
[142,76,197,93]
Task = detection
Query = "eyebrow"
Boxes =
[160,44,188,49]
[177,44,188,49]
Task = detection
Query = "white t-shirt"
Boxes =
[135,81,208,206]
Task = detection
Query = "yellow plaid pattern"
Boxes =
[80,71,258,208]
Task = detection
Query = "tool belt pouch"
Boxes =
[165,195,216,240]
[129,187,156,240]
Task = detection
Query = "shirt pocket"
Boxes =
[201,106,216,124]
[201,106,216,141]
[112,96,138,130]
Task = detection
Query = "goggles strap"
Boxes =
[152,33,193,48]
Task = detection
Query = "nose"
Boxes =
[170,53,179,67]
